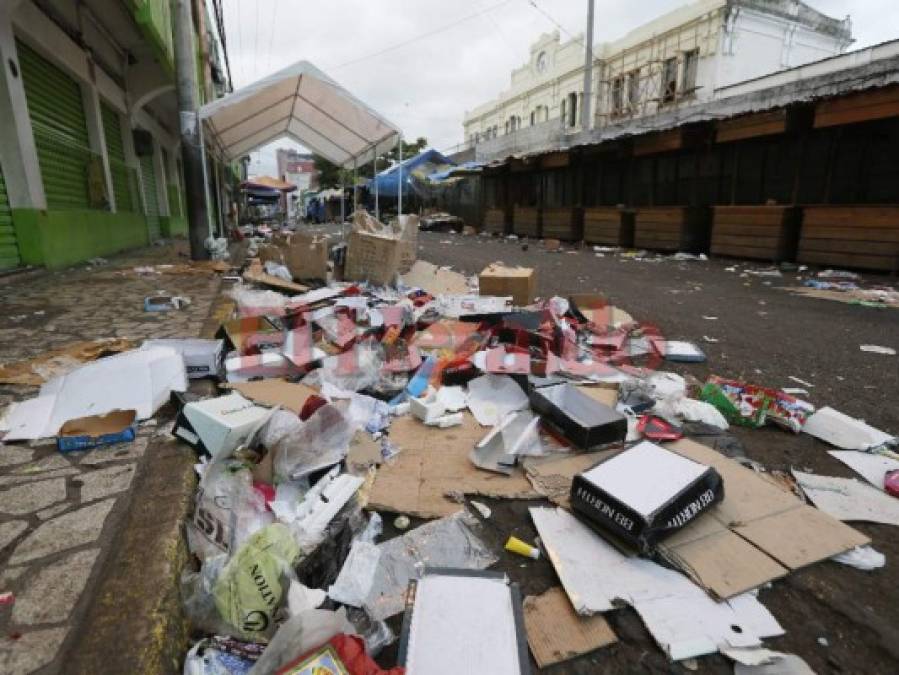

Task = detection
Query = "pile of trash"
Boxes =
[2,211,897,674]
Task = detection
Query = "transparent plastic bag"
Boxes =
[304,342,384,393]
[273,404,355,481]
[187,460,273,562]
[248,608,354,675]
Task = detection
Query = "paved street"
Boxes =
[0,242,224,674]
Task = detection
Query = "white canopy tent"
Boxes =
[198,60,404,230]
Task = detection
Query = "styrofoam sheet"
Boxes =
[405,574,522,675]
[803,407,894,451]
[793,471,899,526]
[3,347,186,440]
[580,441,708,517]
[829,451,899,491]
[530,507,783,660]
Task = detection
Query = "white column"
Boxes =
[81,81,117,212]
[0,10,46,208]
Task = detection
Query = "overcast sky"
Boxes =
[220,0,893,176]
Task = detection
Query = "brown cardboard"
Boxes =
[523,587,617,668]
[242,260,309,293]
[412,321,480,350]
[58,410,137,437]
[282,233,329,281]
[479,264,536,306]
[0,338,136,386]
[346,432,383,475]
[251,448,274,484]
[345,231,403,286]
[217,316,281,354]
[658,438,870,598]
[524,451,616,510]
[577,385,619,408]
[225,380,319,416]
[368,414,539,519]
[401,261,469,296]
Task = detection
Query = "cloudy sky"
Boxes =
[219,0,893,176]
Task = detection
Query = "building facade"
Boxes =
[463,0,852,158]
[276,148,319,194]
[0,0,228,271]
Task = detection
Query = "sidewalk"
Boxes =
[0,241,226,674]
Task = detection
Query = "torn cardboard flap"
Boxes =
[367,414,539,519]
[523,587,617,668]
[225,379,320,416]
[58,410,136,436]
[0,338,137,386]
[401,261,469,296]
[524,451,616,509]
[243,260,310,294]
[658,439,870,599]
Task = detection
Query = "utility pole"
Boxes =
[173,0,210,260]
[581,0,595,133]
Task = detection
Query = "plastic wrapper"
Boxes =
[182,556,236,637]
[183,638,258,675]
[346,607,395,657]
[700,377,771,428]
[213,523,300,639]
[653,394,729,430]
[188,459,273,561]
[228,284,289,316]
[327,511,498,621]
[256,410,303,452]
[304,342,384,393]
[263,261,292,281]
[248,608,354,675]
[273,404,354,481]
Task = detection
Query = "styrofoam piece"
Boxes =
[291,467,364,549]
[225,351,298,382]
[530,507,784,661]
[436,385,468,412]
[829,451,899,491]
[734,654,816,675]
[2,347,186,441]
[831,545,886,570]
[402,573,525,675]
[409,387,446,424]
[467,374,529,427]
[793,470,899,526]
[803,407,894,451]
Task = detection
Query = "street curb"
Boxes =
[64,276,238,675]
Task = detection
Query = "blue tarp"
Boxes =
[427,161,485,182]
[367,148,455,196]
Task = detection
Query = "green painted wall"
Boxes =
[160,215,188,237]
[12,208,150,268]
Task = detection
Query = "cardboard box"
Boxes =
[529,383,627,449]
[180,393,273,459]
[479,264,536,307]
[570,441,724,551]
[345,231,403,286]
[57,410,137,453]
[142,339,224,379]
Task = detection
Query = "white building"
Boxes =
[463,0,852,157]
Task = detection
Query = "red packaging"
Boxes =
[885,470,899,498]
[276,634,404,675]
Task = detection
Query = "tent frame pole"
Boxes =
[374,150,379,221]
[198,113,214,241]
[353,158,358,214]
[398,134,403,218]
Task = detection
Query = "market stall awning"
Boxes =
[241,176,297,192]
[198,61,401,168]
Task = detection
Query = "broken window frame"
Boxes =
[627,70,640,112]
[682,48,699,96]
[610,76,624,116]
[662,57,678,104]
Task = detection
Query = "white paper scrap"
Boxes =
[829,451,899,492]
[793,471,899,526]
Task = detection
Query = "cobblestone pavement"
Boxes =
[0,241,224,674]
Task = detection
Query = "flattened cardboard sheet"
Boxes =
[368,414,539,519]
[226,380,319,416]
[523,587,616,668]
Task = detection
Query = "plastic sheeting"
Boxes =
[199,61,400,167]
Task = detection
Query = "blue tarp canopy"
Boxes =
[427,161,485,182]
[367,148,455,196]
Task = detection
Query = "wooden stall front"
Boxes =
[711,205,801,262]
[512,205,541,238]
[798,206,899,272]
[583,207,634,247]
[483,208,507,235]
[633,206,711,253]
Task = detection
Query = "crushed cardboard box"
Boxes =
[261,231,329,281]
[243,260,309,294]
[0,338,137,386]
[226,379,320,416]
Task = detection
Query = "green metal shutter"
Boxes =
[0,161,20,270]
[16,40,93,210]
[101,101,136,212]
[139,153,161,240]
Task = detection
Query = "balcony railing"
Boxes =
[472,119,572,161]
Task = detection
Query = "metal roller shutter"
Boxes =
[0,162,20,271]
[16,40,93,210]
[140,153,161,241]
[101,101,136,212]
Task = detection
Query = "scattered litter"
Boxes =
[0,338,137,386]
[144,294,191,311]
[788,376,815,388]
[393,515,410,530]
[734,653,816,675]
[828,451,899,491]
[831,545,886,571]
[531,507,784,661]
[803,407,895,451]
[467,374,529,427]
[860,344,896,355]
[470,501,491,518]
[327,511,497,620]
[505,535,540,559]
